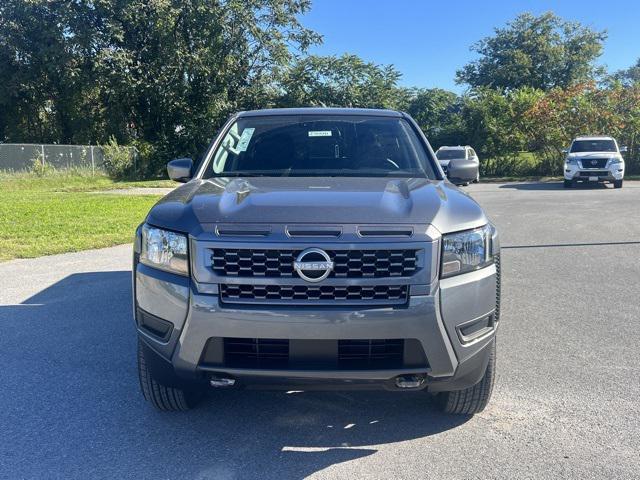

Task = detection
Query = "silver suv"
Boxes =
[435,145,480,186]
[564,136,626,188]
[133,108,501,415]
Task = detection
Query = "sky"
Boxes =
[299,0,640,92]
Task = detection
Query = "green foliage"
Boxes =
[459,87,544,171]
[101,137,135,179]
[483,152,541,177]
[0,0,319,172]
[0,5,636,179]
[29,151,54,176]
[277,54,402,108]
[525,83,640,174]
[403,88,466,148]
[456,12,606,91]
[130,140,159,179]
[611,58,640,86]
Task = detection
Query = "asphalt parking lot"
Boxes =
[1,181,639,479]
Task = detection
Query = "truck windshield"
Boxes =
[570,140,617,153]
[202,115,436,178]
[436,149,465,160]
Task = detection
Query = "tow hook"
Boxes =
[395,375,425,389]
[209,376,236,388]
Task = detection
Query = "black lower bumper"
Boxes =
[140,336,494,393]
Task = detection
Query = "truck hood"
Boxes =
[566,151,621,160]
[146,177,487,235]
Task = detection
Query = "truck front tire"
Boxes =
[137,341,203,411]
[435,339,496,415]
[614,179,623,189]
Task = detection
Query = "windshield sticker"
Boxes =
[236,128,255,152]
[308,130,332,137]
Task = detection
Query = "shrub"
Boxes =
[130,140,158,178]
[101,137,134,179]
[30,151,54,176]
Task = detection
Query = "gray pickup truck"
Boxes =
[133,108,501,415]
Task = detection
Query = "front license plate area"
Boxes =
[589,176,598,182]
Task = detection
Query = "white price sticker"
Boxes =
[308,130,332,137]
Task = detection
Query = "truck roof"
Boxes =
[573,135,615,141]
[237,107,404,118]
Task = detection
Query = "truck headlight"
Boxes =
[441,225,494,278]
[566,158,578,166]
[609,157,622,165]
[140,224,189,275]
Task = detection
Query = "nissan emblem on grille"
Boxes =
[293,248,334,282]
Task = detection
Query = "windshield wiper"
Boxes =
[216,172,272,177]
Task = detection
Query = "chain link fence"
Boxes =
[0,143,137,173]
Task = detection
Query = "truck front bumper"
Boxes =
[134,259,499,393]
[564,165,624,182]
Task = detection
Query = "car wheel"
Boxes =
[614,179,623,189]
[563,179,573,188]
[137,341,203,411]
[436,339,496,415]
[473,174,480,183]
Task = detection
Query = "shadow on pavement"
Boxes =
[0,271,469,479]
[499,181,609,190]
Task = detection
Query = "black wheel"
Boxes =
[137,341,203,411]
[614,179,623,189]
[563,179,573,188]
[473,174,480,184]
[436,340,496,415]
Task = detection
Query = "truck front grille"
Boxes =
[224,338,289,369]
[578,170,609,177]
[338,339,403,368]
[580,158,608,169]
[208,338,427,370]
[220,284,408,305]
[211,248,418,279]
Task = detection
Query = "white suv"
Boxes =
[564,136,626,189]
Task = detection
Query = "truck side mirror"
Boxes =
[620,146,628,153]
[561,148,569,154]
[167,158,193,183]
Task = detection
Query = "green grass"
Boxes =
[0,171,172,261]
[0,169,174,192]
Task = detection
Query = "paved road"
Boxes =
[1,181,639,479]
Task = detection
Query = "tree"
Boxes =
[0,0,320,174]
[611,58,640,86]
[93,0,320,173]
[525,82,640,174]
[0,0,100,143]
[461,87,544,175]
[456,12,606,91]
[277,54,402,108]
[402,88,465,147]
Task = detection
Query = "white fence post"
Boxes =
[91,146,95,176]
[41,144,45,169]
